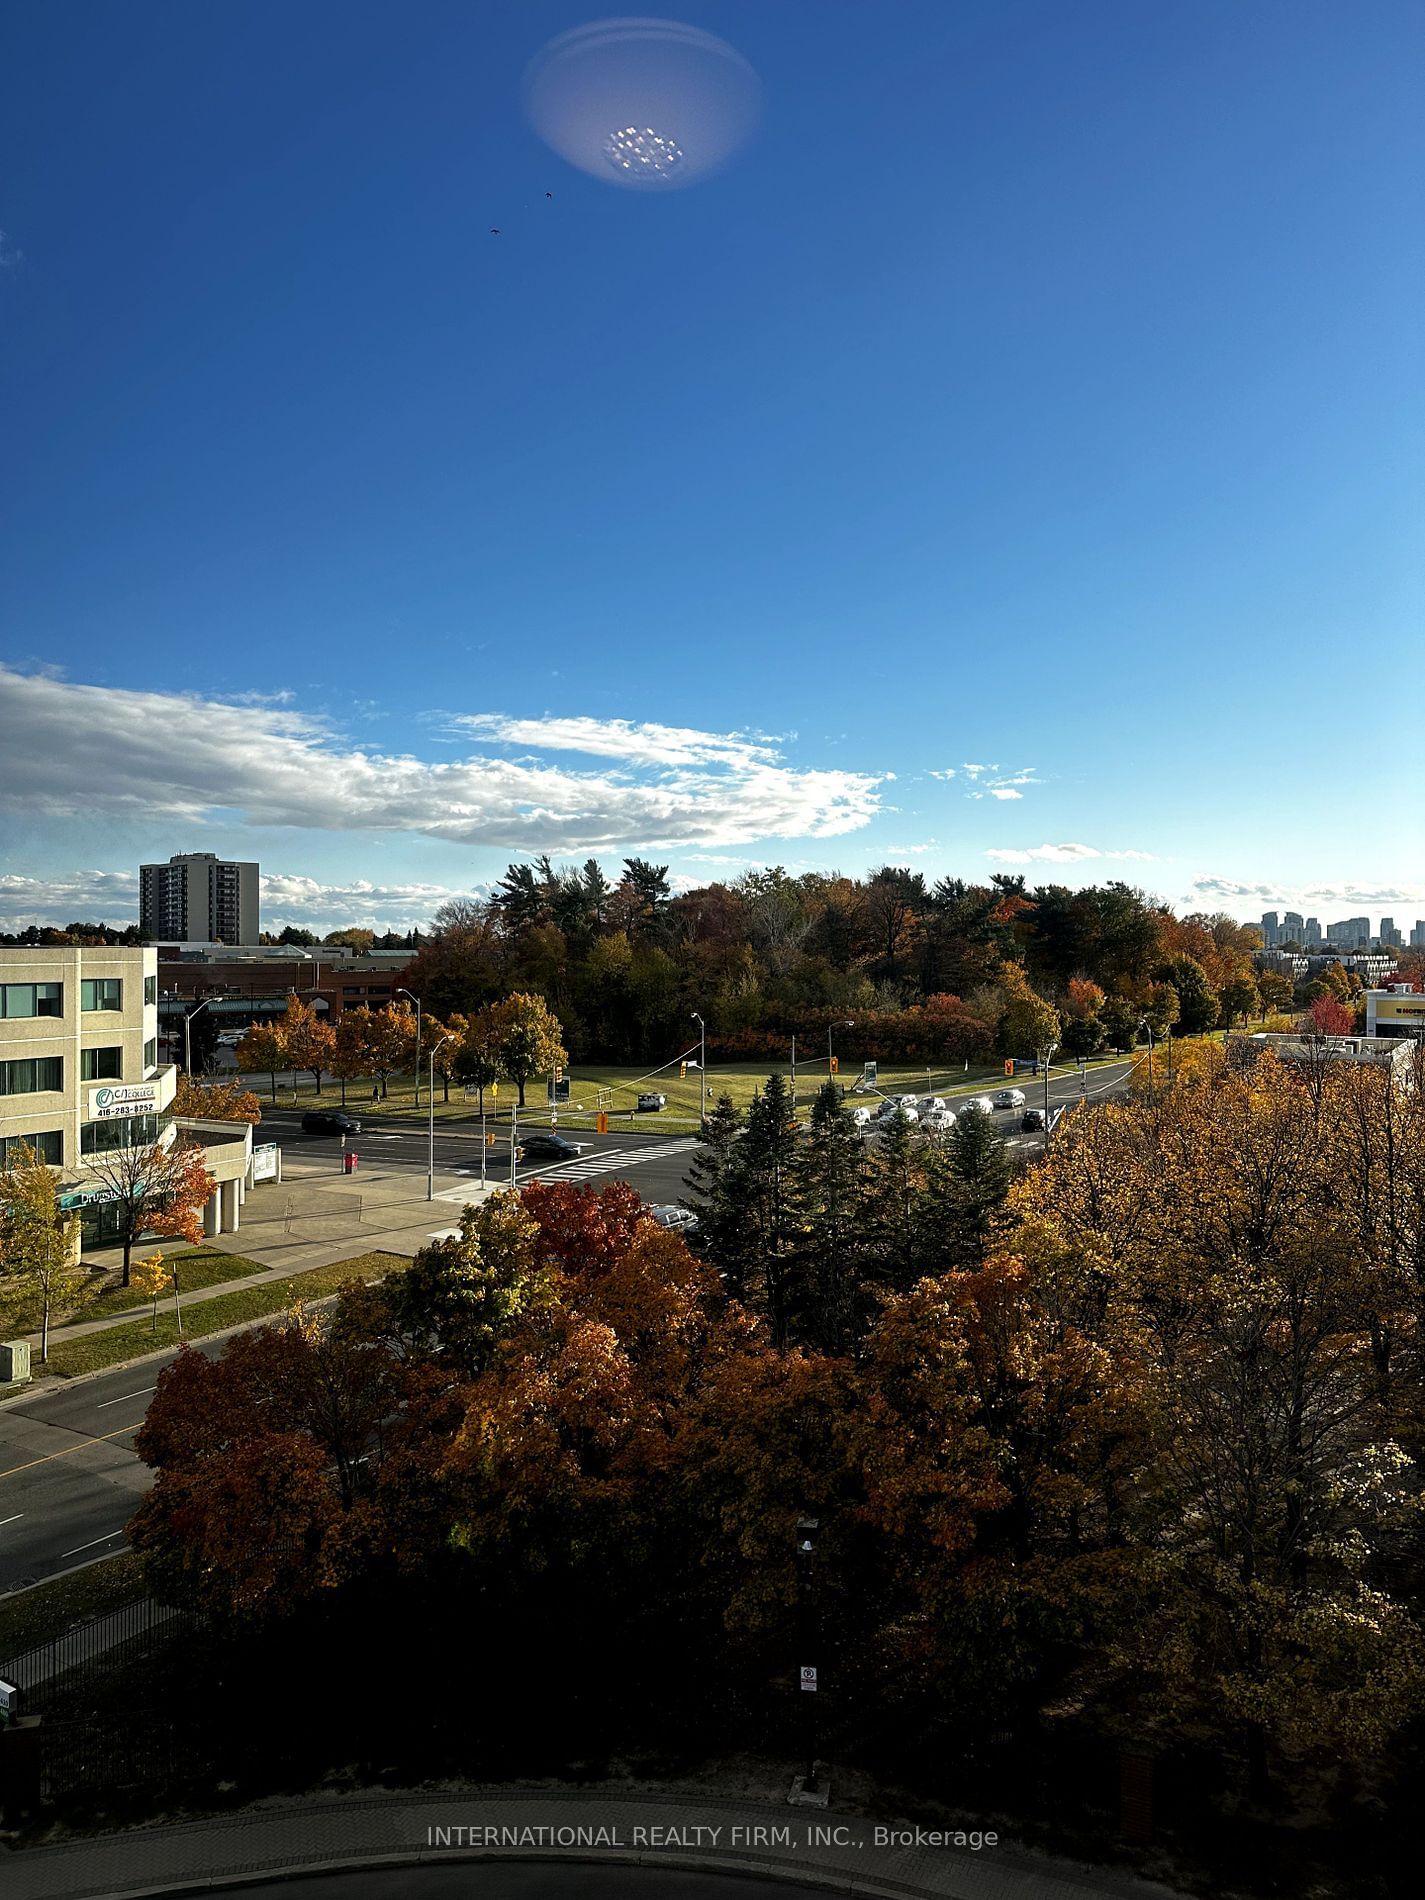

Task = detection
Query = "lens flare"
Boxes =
[524,18,761,191]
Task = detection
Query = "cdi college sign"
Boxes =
[88,1081,162,1120]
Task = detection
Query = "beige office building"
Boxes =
[0,944,258,1250]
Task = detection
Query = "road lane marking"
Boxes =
[60,1531,126,1559]
[96,1387,156,1409]
[0,1423,146,1483]
[0,1514,22,1529]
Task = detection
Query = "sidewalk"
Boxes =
[24,1156,497,1354]
[1,1783,1188,1900]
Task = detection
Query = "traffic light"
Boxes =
[1004,1059,1015,1076]
[829,1055,839,1075]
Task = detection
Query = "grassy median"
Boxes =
[0,1551,146,1661]
[42,1251,408,1380]
[237,1055,1130,1133]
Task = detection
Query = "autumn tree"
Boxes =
[280,995,336,1094]
[1257,969,1295,1016]
[998,963,1061,1059]
[81,1135,214,1286]
[0,1143,85,1362]
[330,1009,371,1107]
[237,1022,287,1103]
[171,1074,262,1125]
[381,1193,544,1378]
[451,1003,505,1114]
[488,992,566,1107]
[1161,953,1220,1035]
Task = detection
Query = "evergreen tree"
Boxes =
[740,1072,801,1348]
[922,1105,1012,1271]
[686,1092,754,1299]
[791,1080,871,1354]
[865,1107,927,1293]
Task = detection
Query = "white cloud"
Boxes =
[963,764,1041,802]
[928,768,957,781]
[0,667,885,854]
[988,788,1022,800]
[0,867,479,935]
[0,869,139,929]
[986,843,1159,865]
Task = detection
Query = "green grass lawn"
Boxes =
[237,1052,1131,1133]
[42,1251,407,1380]
[68,1245,270,1325]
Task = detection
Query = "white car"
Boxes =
[874,1100,918,1124]
[922,1107,957,1133]
[962,1096,997,1117]
[848,1105,873,1128]
[993,1088,1026,1110]
[919,1096,947,1115]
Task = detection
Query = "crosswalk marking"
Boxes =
[433,1139,699,1200]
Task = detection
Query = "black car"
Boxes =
[302,1110,361,1137]
[518,1132,586,1161]
[1020,1108,1045,1132]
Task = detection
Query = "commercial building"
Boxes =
[1325,916,1372,951]
[1411,921,1425,949]
[140,853,260,946]
[155,945,413,1040]
[0,945,254,1251]
[1231,1030,1420,1085]
[1365,987,1425,1044]
[1260,912,1280,948]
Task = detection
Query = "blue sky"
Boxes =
[2,1,1422,932]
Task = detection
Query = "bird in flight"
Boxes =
[490,227,501,235]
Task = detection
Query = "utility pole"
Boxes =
[426,1035,450,1201]
[509,1099,518,1189]
[396,987,422,1108]
[790,1033,796,1111]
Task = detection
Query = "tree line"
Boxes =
[391,862,1290,1069]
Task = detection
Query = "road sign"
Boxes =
[679,1062,687,1078]
[800,1667,818,1693]
[829,1056,838,1075]
[491,1082,499,1099]
[486,1132,496,1147]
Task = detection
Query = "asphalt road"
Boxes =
[0,1342,218,1596]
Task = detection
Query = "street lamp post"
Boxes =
[1139,1018,1156,1102]
[691,1012,706,1125]
[795,1516,820,1795]
[183,997,214,1077]
[396,987,422,1108]
[790,1034,797,1111]
[427,1034,451,1201]
[1041,1041,1058,1151]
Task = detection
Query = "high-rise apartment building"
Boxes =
[1378,917,1402,949]
[1303,917,1322,946]
[1326,916,1372,951]
[1260,912,1280,947]
[139,853,260,946]
[1411,921,1425,949]
[1281,910,1304,944]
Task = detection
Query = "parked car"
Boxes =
[993,1088,1026,1110]
[649,1203,700,1234]
[519,1132,586,1160]
[636,1091,667,1112]
[918,1096,947,1114]
[216,1029,245,1048]
[848,1105,873,1128]
[873,1100,918,1124]
[302,1110,361,1137]
[1021,1108,1045,1132]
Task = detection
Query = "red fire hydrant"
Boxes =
[343,1151,359,1175]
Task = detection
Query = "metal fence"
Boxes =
[0,1596,185,1708]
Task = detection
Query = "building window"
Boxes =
[144,975,157,1006]
[0,1056,64,1095]
[81,1047,123,1081]
[0,982,64,1019]
[0,1130,63,1168]
[81,1113,159,1156]
[81,978,124,1012]
[143,1037,158,1072]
